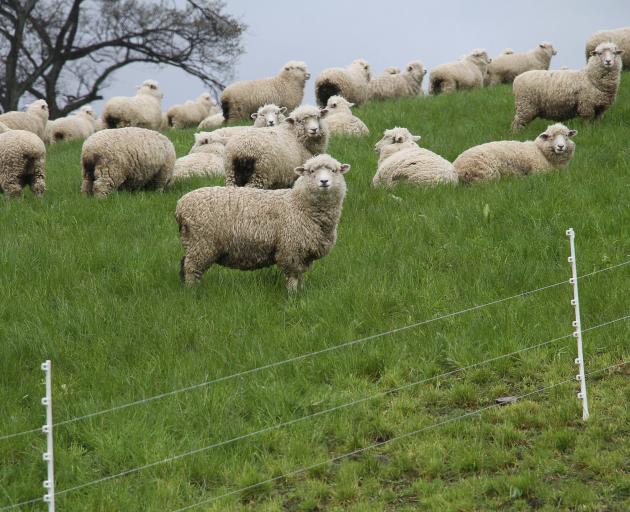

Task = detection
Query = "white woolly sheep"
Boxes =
[511,42,623,131]
[102,79,163,130]
[81,127,175,197]
[224,105,329,189]
[453,123,577,183]
[369,61,427,100]
[383,66,401,75]
[46,105,99,143]
[486,42,557,85]
[220,61,310,121]
[429,49,492,94]
[176,153,350,291]
[324,96,369,136]
[167,93,216,128]
[250,103,287,127]
[315,59,372,106]
[0,128,47,198]
[586,27,630,69]
[0,100,49,141]
[172,132,228,181]
[198,113,225,130]
[372,127,457,187]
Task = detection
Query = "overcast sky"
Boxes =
[91,0,629,114]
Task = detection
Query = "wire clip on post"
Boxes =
[41,360,55,511]
[566,228,589,421]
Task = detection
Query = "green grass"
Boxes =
[1,78,629,511]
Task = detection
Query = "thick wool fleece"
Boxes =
[315,59,372,106]
[486,43,556,85]
[176,154,349,290]
[324,96,369,136]
[429,50,491,94]
[173,133,226,181]
[0,100,49,141]
[453,123,577,183]
[102,79,163,130]
[167,93,216,128]
[47,106,98,143]
[80,127,175,197]
[586,27,630,69]
[0,129,47,198]
[369,61,426,100]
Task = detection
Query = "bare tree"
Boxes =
[0,0,244,118]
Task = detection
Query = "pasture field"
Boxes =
[0,78,628,511]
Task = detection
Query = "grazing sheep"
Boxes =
[80,127,175,197]
[315,59,372,106]
[511,42,623,131]
[454,123,577,183]
[383,66,401,75]
[176,153,350,291]
[46,105,99,143]
[167,93,216,128]
[220,61,310,121]
[102,79,163,130]
[372,127,457,187]
[0,128,47,198]
[324,96,369,136]
[224,105,329,189]
[251,103,287,127]
[172,132,227,181]
[429,49,491,94]
[0,100,49,141]
[369,61,427,100]
[586,27,630,69]
[486,42,557,85]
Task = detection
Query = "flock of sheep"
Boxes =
[0,27,627,290]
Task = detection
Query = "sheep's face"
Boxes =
[80,106,97,119]
[283,61,310,82]
[469,49,492,67]
[538,42,557,57]
[286,106,328,138]
[138,80,163,99]
[536,123,577,159]
[294,155,350,196]
[325,95,354,114]
[198,93,215,108]
[590,42,623,69]
[405,61,426,82]
[192,131,228,152]
[374,127,420,154]
[251,104,287,127]
[353,59,372,82]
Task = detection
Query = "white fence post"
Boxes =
[566,228,590,421]
[41,360,56,511]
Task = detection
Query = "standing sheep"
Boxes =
[172,132,227,182]
[224,105,330,189]
[220,61,310,122]
[80,127,175,197]
[176,153,350,291]
[586,27,630,69]
[369,61,427,100]
[315,59,372,107]
[46,105,99,143]
[486,42,557,85]
[453,123,577,183]
[511,42,623,131]
[167,93,217,128]
[372,127,457,187]
[324,96,369,136]
[0,100,49,142]
[0,128,47,198]
[429,50,492,94]
[102,79,164,130]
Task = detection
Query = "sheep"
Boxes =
[383,66,401,75]
[511,42,623,131]
[372,127,457,187]
[369,61,426,100]
[224,105,329,189]
[198,113,225,131]
[80,127,175,197]
[101,79,163,130]
[171,132,228,181]
[315,59,372,107]
[429,49,492,94]
[46,105,99,143]
[250,103,287,127]
[220,61,310,121]
[0,99,49,141]
[0,128,47,198]
[324,96,369,136]
[453,123,577,184]
[586,27,630,69]
[176,153,350,291]
[167,93,217,128]
[486,42,557,85]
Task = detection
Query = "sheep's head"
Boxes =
[384,66,400,75]
[137,79,163,100]
[294,154,349,198]
[538,42,557,57]
[197,92,215,110]
[468,49,492,69]
[191,131,229,153]
[536,123,577,163]
[27,99,49,120]
[80,105,97,119]
[282,61,310,82]
[405,61,427,83]
[589,42,623,70]
[374,127,420,155]
[286,105,328,140]
[325,95,354,114]
[352,59,372,82]
[251,103,287,127]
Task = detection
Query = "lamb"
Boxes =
[486,42,557,85]
[369,61,426,100]
[176,153,350,291]
[586,27,630,69]
[453,123,577,184]
[429,49,492,94]
[80,127,175,197]
[167,93,217,128]
[383,66,401,75]
[0,127,47,198]
[0,99,49,141]
[101,79,163,130]
[511,42,623,131]
[46,105,99,143]
[220,61,310,121]
[224,105,329,189]
[372,127,457,187]
[315,59,372,106]
[324,96,369,136]
[171,132,227,182]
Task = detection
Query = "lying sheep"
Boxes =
[172,132,227,182]
[315,59,372,106]
[0,127,47,198]
[454,123,577,183]
[486,42,557,85]
[102,79,163,130]
[369,61,426,100]
[429,50,491,94]
[221,61,310,121]
[198,113,224,131]
[372,127,457,187]
[46,105,99,143]
[225,105,329,189]
[586,27,630,69]
[511,42,623,131]
[167,93,216,128]
[80,127,175,197]
[0,100,49,141]
[383,66,401,75]
[176,153,350,291]
[324,96,369,136]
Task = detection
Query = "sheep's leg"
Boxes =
[180,243,217,286]
[511,99,537,132]
[81,176,94,195]
[440,79,457,94]
[2,177,23,198]
[30,160,46,197]
[147,166,172,191]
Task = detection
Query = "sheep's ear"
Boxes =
[339,164,351,174]
[319,108,328,118]
[423,69,427,75]
[539,132,550,140]
[286,116,295,125]
[407,66,413,72]
[567,129,577,137]
[348,102,355,108]
[251,113,258,119]
[294,165,307,176]
[194,133,202,142]
[279,107,287,114]
[589,50,598,56]
[539,43,545,49]
[616,49,624,55]
[412,135,421,142]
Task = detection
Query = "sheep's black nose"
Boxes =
[320,179,329,185]
[268,120,274,126]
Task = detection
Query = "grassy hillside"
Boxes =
[0,78,628,511]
